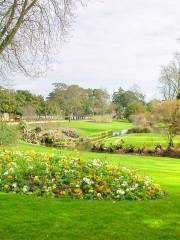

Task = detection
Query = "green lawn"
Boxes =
[1,143,180,240]
[31,120,132,137]
[102,133,180,149]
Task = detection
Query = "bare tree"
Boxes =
[0,0,82,78]
[149,100,180,147]
[159,54,180,100]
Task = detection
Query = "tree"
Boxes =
[0,0,81,78]
[126,101,147,118]
[159,54,180,100]
[0,87,17,114]
[47,83,84,118]
[130,112,151,130]
[0,86,47,118]
[47,83,111,118]
[150,100,180,147]
[112,87,146,119]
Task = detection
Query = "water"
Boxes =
[112,129,128,136]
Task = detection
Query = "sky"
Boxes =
[11,0,180,100]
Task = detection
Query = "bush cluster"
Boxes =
[127,128,151,134]
[0,151,164,200]
[0,123,20,146]
[91,143,180,158]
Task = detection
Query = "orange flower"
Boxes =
[59,191,65,196]
[96,185,103,192]
[102,180,107,186]
[95,176,101,181]
[149,189,155,194]
[73,188,82,194]
[106,188,111,193]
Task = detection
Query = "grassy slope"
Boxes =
[31,120,132,137]
[103,133,180,149]
[0,143,180,240]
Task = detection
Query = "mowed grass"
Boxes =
[31,120,132,136]
[1,143,180,240]
[103,133,180,149]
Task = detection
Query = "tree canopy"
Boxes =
[0,0,81,78]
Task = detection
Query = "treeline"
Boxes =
[0,84,111,120]
[0,82,177,121]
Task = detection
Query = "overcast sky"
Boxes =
[12,0,180,100]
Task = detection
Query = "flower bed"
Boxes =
[0,151,164,200]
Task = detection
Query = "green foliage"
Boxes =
[0,123,20,146]
[112,87,146,118]
[0,87,47,117]
[47,83,111,118]
[126,101,147,119]
[0,88,17,113]
[127,128,151,134]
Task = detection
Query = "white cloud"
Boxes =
[12,0,180,100]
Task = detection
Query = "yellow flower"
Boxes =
[34,176,40,184]
[88,189,94,193]
[95,176,101,181]
[2,153,9,160]
[155,184,161,191]
[42,185,47,189]
[149,189,155,194]
[97,193,102,198]
[6,163,11,168]
[7,175,13,180]
[52,184,57,190]
[4,184,9,189]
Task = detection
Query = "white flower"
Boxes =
[92,159,101,167]
[83,177,94,185]
[144,181,149,186]
[12,183,17,188]
[22,185,28,193]
[134,183,138,188]
[116,189,125,195]
[121,181,128,187]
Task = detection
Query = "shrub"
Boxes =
[41,134,54,145]
[62,129,79,138]
[92,114,112,123]
[0,123,20,146]
[0,151,164,200]
[127,128,151,134]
